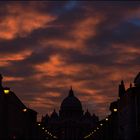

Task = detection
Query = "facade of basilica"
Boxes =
[41,88,99,140]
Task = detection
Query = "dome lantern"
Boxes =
[69,86,74,97]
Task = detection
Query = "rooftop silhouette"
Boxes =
[0,73,140,140]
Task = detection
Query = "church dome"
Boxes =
[60,87,82,111]
[59,87,83,119]
[51,109,58,118]
[84,109,91,118]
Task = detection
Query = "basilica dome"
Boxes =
[60,87,82,111]
[59,87,83,119]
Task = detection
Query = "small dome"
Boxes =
[50,109,59,122]
[60,88,82,111]
[84,109,91,118]
[51,109,58,118]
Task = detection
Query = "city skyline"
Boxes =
[0,1,140,120]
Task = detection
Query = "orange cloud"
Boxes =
[113,44,140,54]
[1,2,140,121]
[0,50,32,61]
[26,92,61,117]
[45,92,61,98]
[3,76,24,82]
[40,16,102,53]
[71,16,100,40]
[35,54,81,76]
[43,39,82,50]
[30,97,56,108]
[0,61,10,67]
[0,5,56,40]
[0,50,32,68]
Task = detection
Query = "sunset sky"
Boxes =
[0,1,140,120]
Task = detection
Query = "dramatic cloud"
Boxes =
[0,4,56,40]
[0,1,140,120]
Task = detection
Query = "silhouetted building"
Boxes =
[109,101,119,140]
[118,73,140,140]
[1,71,140,140]
[0,74,37,140]
[90,100,119,140]
[92,72,140,140]
[42,87,98,140]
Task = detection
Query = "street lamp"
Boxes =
[23,108,27,112]
[105,118,108,121]
[113,108,117,112]
[4,88,10,94]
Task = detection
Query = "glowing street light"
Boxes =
[105,118,108,121]
[4,88,10,94]
[23,108,27,112]
[113,108,117,112]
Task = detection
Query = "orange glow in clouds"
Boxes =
[35,55,81,76]
[0,2,140,120]
[71,17,100,40]
[0,6,56,40]
[0,50,32,61]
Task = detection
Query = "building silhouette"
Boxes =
[118,73,140,140]
[0,74,37,140]
[41,87,99,140]
[1,72,140,140]
[87,72,140,140]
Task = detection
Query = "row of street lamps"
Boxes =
[38,123,58,139]
[84,107,118,139]
[84,117,109,139]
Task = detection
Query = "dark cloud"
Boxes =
[0,1,140,120]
